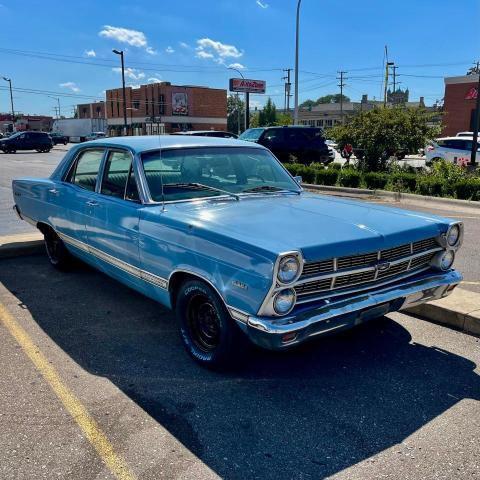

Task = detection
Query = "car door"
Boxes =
[49,148,105,250]
[285,128,309,161]
[85,148,143,288]
[260,128,286,160]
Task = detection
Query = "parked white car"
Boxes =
[456,131,474,137]
[425,137,479,165]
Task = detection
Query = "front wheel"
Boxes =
[175,280,245,368]
[43,227,72,270]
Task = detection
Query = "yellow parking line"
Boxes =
[461,281,480,285]
[0,303,137,480]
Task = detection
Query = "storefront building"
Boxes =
[105,82,227,135]
[443,75,479,136]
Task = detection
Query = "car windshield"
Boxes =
[141,146,301,202]
[239,128,264,141]
[6,132,22,139]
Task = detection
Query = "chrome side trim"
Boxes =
[58,232,168,290]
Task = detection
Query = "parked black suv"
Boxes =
[49,132,68,145]
[0,131,53,153]
[239,126,330,164]
[171,130,238,139]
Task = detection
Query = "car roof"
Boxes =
[79,134,265,153]
[435,137,472,141]
[174,130,231,134]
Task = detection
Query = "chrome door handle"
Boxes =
[86,200,99,206]
[48,188,59,195]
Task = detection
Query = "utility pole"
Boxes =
[470,68,480,166]
[48,96,61,119]
[282,68,292,114]
[112,49,128,135]
[337,71,347,124]
[2,77,15,130]
[228,66,247,131]
[293,0,301,124]
[384,61,394,107]
[281,73,288,111]
[392,65,398,91]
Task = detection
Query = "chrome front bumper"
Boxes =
[238,270,462,350]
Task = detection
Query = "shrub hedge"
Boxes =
[283,163,480,201]
[338,169,362,188]
[363,172,389,190]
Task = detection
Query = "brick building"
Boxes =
[442,74,479,136]
[105,82,227,135]
[77,102,106,119]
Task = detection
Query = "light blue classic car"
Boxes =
[12,136,463,367]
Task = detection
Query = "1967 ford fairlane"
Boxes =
[12,136,463,367]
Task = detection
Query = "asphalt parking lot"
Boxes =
[0,254,479,479]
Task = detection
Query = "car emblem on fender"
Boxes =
[376,262,390,272]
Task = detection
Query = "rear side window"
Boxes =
[70,150,104,191]
[100,150,140,202]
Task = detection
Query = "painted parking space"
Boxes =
[0,254,479,479]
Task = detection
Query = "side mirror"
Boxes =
[293,175,303,184]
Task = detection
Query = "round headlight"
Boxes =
[447,225,460,247]
[277,256,300,284]
[273,288,296,315]
[440,250,455,270]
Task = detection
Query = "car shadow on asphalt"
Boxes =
[1,254,479,480]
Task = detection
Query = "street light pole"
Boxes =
[293,0,301,125]
[228,66,247,131]
[113,49,128,135]
[470,73,480,166]
[3,77,15,131]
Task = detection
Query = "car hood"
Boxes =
[165,192,453,261]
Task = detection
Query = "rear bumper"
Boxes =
[237,270,462,350]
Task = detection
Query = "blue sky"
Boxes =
[0,0,478,116]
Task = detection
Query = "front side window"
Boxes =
[101,150,134,199]
[141,147,300,202]
[70,149,104,191]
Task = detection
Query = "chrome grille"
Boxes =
[301,259,334,277]
[410,251,436,269]
[296,237,441,301]
[381,244,411,261]
[337,252,377,270]
[413,238,437,253]
[294,278,332,295]
[377,260,409,279]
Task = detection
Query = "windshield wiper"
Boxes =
[241,185,301,195]
[165,182,239,200]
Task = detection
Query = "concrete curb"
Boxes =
[0,233,44,259]
[304,183,480,209]
[405,287,480,336]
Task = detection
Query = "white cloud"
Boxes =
[99,25,147,47]
[126,83,141,89]
[228,62,245,70]
[59,82,80,93]
[195,38,243,65]
[148,77,162,83]
[84,49,96,57]
[99,25,156,54]
[179,41,190,49]
[196,50,214,59]
[165,46,175,54]
[256,0,269,8]
[112,67,145,80]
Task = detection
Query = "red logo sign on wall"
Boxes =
[465,87,478,100]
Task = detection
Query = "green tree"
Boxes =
[249,99,292,127]
[300,93,350,109]
[328,107,441,171]
[227,95,245,134]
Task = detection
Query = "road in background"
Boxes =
[0,147,69,235]
[0,255,479,479]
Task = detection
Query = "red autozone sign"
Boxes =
[229,78,266,94]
